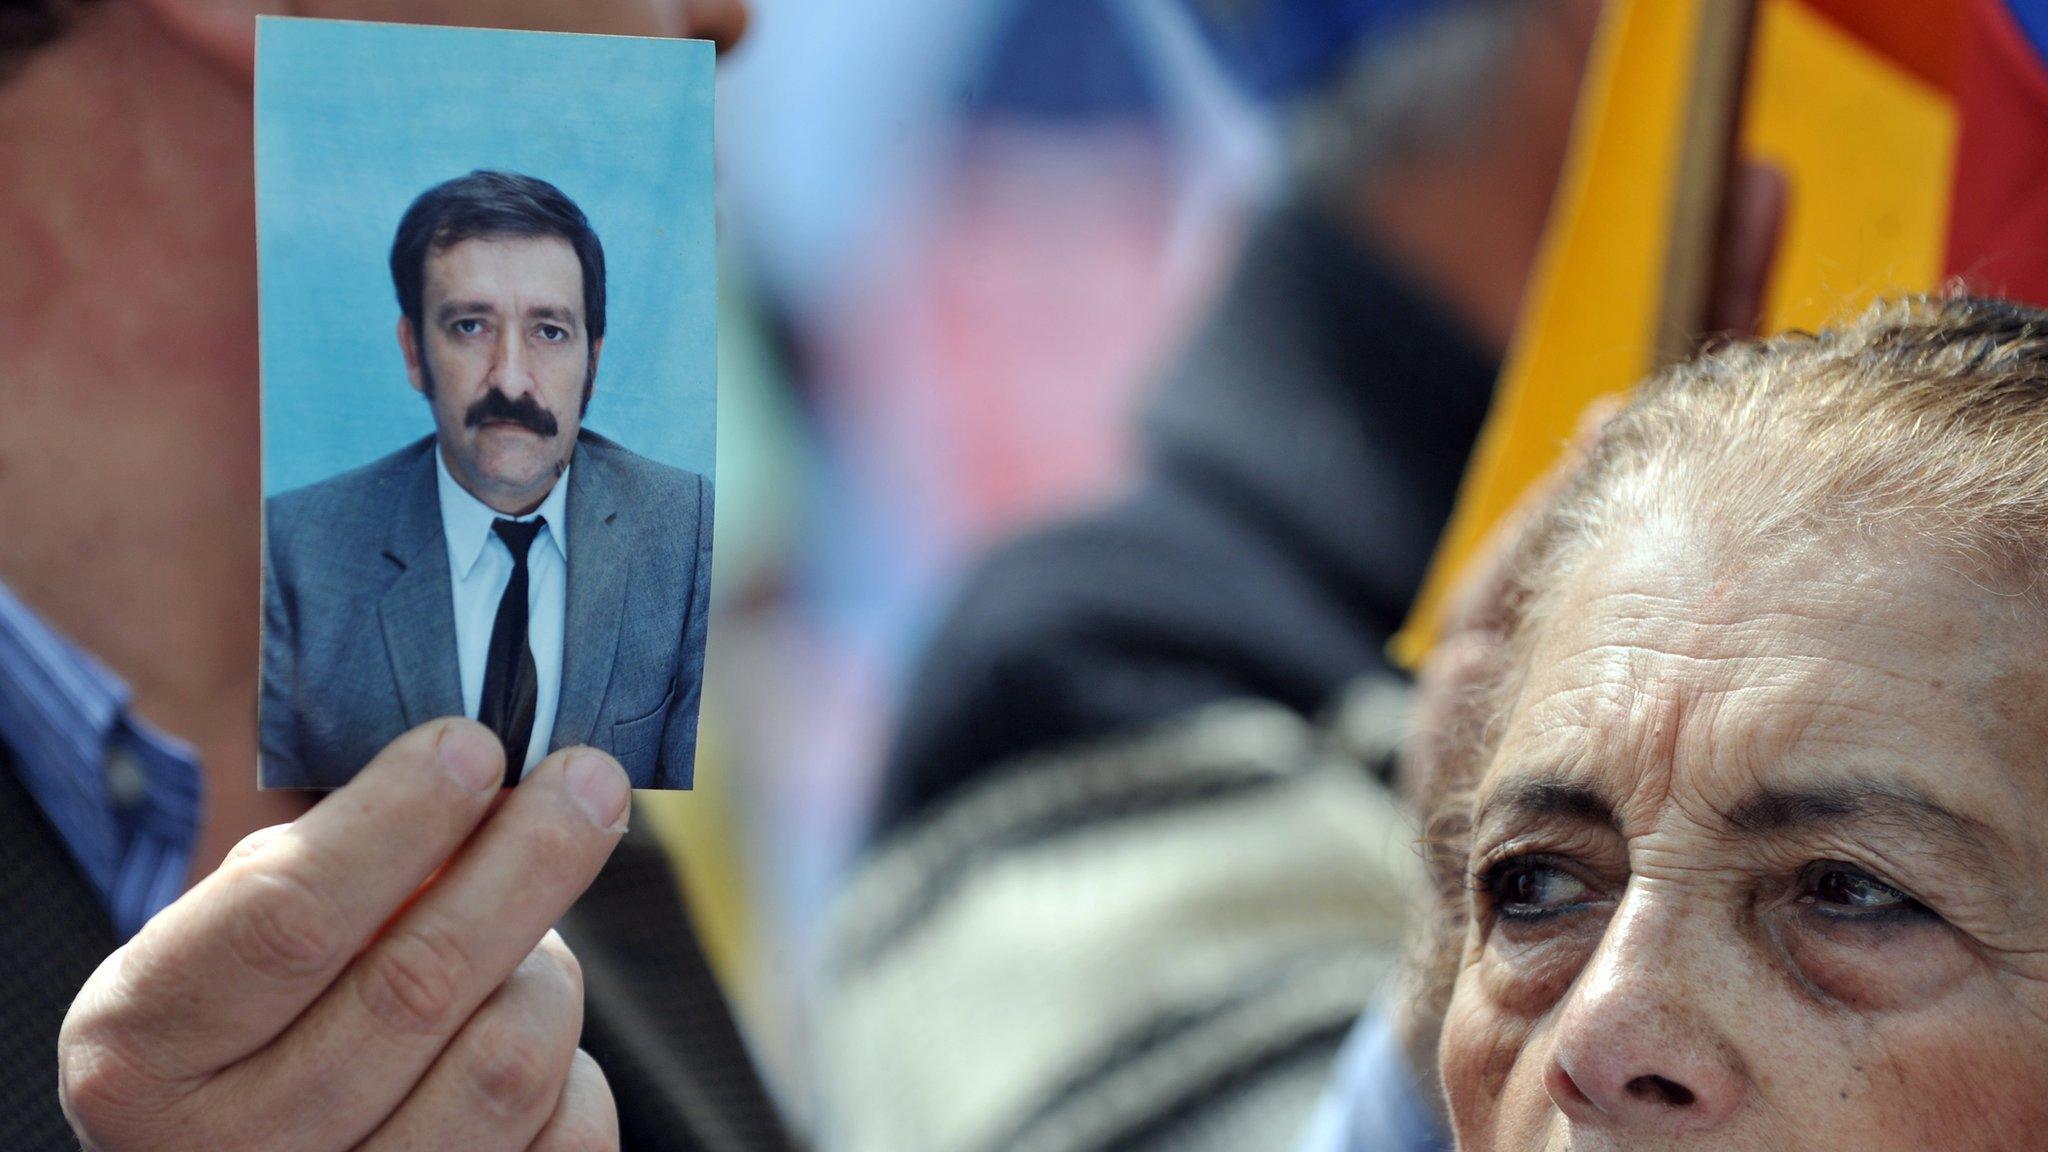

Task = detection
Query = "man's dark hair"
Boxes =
[390,170,608,349]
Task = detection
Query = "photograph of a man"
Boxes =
[262,170,711,790]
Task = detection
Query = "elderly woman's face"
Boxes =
[1439,527,2048,1149]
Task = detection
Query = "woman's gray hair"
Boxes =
[1521,294,2048,633]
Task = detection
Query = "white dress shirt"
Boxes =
[436,450,569,778]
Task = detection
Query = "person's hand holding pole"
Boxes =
[59,719,632,1151]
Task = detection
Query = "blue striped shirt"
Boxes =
[0,579,203,941]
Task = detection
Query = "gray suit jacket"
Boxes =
[262,430,711,789]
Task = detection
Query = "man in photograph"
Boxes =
[262,169,711,790]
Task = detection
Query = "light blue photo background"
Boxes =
[257,18,715,495]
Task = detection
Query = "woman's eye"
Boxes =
[1485,857,1593,922]
[1802,866,1934,923]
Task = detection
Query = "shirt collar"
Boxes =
[1336,1010,1450,1152]
[0,577,201,908]
[436,446,571,580]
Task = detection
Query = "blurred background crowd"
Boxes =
[689,0,1284,1067]
[693,0,1445,1089]
[700,0,1520,1129]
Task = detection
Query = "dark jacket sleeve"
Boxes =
[559,816,800,1152]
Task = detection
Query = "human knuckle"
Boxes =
[58,1031,176,1146]
[521,819,584,872]
[58,1042,132,1129]
[225,867,350,982]
[356,921,472,1036]
[223,825,282,865]
[463,1020,567,1119]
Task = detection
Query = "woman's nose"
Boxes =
[1545,1042,1744,1130]
[1543,894,1748,1131]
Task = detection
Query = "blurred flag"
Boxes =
[1396,0,2048,666]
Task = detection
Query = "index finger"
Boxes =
[68,719,508,1083]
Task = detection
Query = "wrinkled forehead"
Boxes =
[1480,524,2048,832]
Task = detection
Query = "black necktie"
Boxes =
[479,516,545,786]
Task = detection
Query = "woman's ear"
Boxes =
[129,0,295,87]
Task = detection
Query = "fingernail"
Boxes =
[565,752,629,831]
[440,724,502,793]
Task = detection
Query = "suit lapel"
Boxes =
[555,436,629,749]
[379,448,464,727]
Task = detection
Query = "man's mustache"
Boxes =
[464,389,559,438]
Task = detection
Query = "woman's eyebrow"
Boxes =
[1476,774,2001,863]
[1475,773,1615,830]
[1723,780,2000,861]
